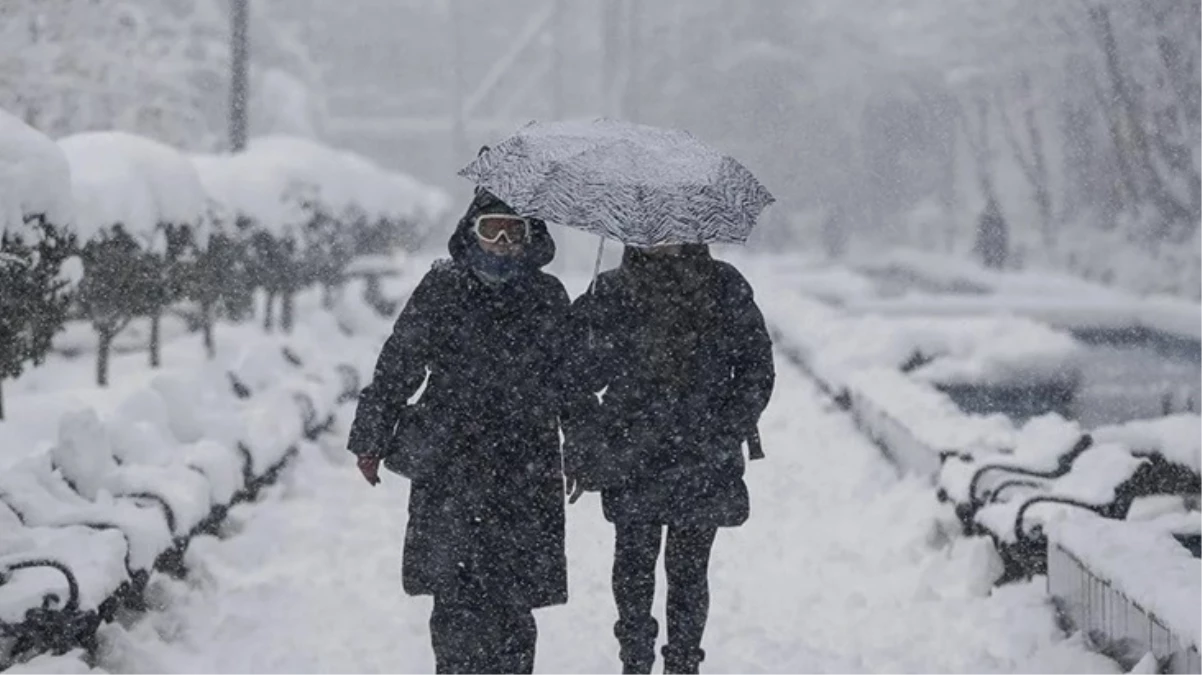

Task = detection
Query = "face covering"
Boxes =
[465,243,525,285]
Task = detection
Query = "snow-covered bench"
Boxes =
[936,414,1089,530]
[964,418,1201,583]
[0,340,361,668]
[0,491,135,655]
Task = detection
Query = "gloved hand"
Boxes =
[357,454,381,486]
[564,473,586,504]
[563,435,599,505]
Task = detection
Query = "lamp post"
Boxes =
[230,0,250,152]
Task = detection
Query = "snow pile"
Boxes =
[3,649,100,674]
[1048,516,1201,647]
[843,367,1016,476]
[56,135,159,248]
[727,254,879,306]
[57,132,208,248]
[190,138,450,241]
[857,248,1121,298]
[845,293,1202,343]
[0,107,73,239]
[850,247,1202,342]
[189,151,306,238]
[755,284,1082,390]
[1138,295,1202,342]
[1092,414,1202,474]
[841,247,1149,331]
[788,268,879,305]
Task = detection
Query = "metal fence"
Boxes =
[1048,541,1201,674]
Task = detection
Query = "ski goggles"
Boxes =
[473,214,530,244]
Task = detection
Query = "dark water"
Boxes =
[1070,339,1200,429]
[933,332,1200,429]
[852,268,1201,429]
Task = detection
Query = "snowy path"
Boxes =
[100,353,1113,673]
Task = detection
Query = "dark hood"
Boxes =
[620,243,710,268]
[447,187,555,269]
[620,244,714,294]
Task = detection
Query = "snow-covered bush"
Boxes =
[58,134,163,385]
[191,150,309,333]
[59,132,212,374]
[193,137,447,331]
[0,109,77,419]
[178,202,252,356]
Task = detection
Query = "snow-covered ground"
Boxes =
[4,261,1128,674]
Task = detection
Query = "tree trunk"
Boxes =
[282,292,295,334]
[97,328,113,388]
[0,379,5,421]
[1090,4,1194,227]
[201,301,215,359]
[321,283,336,310]
[149,313,161,369]
[364,274,381,307]
[264,291,275,333]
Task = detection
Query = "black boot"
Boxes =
[662,644,705,674]
[615,616,657,674]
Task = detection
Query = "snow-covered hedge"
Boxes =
[2,109,429,668]
[0,111,77,420]
[57,131,215,383]
[190,135,449,330]
[4,103,445,392]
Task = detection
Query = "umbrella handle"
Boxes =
[589,236,605,294]
[588,236,605,349]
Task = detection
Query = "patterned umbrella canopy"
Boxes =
[457,118,775,246]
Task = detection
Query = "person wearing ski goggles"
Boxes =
[347,184,567,674]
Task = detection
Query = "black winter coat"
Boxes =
[564,246,775,528]
[347,194,569,610]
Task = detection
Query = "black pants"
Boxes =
[612,523,718,674]
[429,596,537,674]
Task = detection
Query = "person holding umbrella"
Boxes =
[460,119,777,674]
[567,241,774,674]
[346,183,570,674]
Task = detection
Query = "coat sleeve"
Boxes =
[720,266,775,436]
[346,269,446,457]
[559,286,611,481]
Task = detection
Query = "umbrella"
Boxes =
[457,118,775,247]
